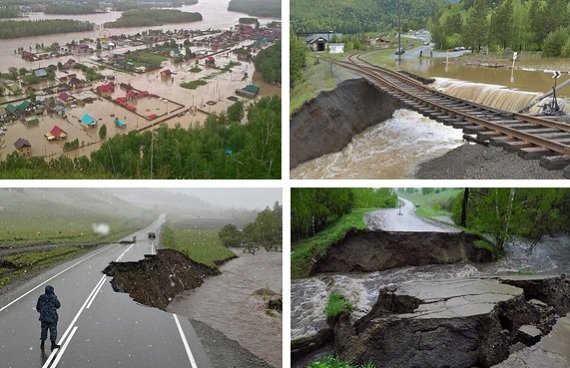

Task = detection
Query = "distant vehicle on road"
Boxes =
[148,232,156,239]
[424,41,430,46]
[395,48,405,55]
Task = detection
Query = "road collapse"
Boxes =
[102,249,219,310]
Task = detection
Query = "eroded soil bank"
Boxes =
[313,229,493,274]
[102,249,219,310]
[290,78,401,169]
[333,276,570,368]
[294,276,570,368]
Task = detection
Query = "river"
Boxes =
[0,0,279,71]
[290,109,464,179]
[168,248,282,368]
[291,206,570,341]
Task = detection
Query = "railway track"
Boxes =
[322,53,570,172]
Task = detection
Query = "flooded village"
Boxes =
[0,2,281,160]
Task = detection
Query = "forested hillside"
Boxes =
[291,0,447,34]
[430,0,570,55]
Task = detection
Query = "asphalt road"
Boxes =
[0,215,213,368]
[364,198,460,233]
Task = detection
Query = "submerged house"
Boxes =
[80,114,96,127]
[45,125,67,141]
[235,84,260,98]
[14,138,32,157]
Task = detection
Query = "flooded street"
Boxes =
[168,249,282,368]
[0,0,279,71]
[290,109,464,179]
[364,198,459,233]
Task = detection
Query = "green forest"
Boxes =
[255,42,281,84]
[0,96,281,179]
[291,188,398,242]
[0,6,21,18]
[228,0,281,18]
[291,0,446,34]
[452,188,570,254]
[104,8,202,28]
[218,202,282,250]
[44,4,104,14]
[430,0,570,55]
[0,19,94,38]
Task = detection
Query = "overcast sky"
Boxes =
[169,188,281,209]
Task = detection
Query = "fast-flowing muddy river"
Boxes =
[168,248,282,368]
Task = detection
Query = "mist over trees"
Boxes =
[218,202,282,250]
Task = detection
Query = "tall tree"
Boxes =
[463,0,489,52]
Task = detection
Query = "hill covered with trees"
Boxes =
[291,0,447,34]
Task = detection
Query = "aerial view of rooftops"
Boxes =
[0,0,281,179]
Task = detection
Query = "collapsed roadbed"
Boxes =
[293,276,570,368]
[102,249,219,310]
[312,229,494,275]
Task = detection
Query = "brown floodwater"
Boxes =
[0,0,279,71]
[2,45,278,158]
[168,249,282,368]
[291,109,464,179]
[401,58,570,97]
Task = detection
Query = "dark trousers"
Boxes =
[40,321,58,342]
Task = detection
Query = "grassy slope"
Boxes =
[160,225,236,268]
[291,208,373,279]
[0,246,88,289]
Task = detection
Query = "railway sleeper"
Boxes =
[503,140,534,152]
[540,155,570,170]
[518,147,559,160]
[463,134,489,146]
[451,121,471,129]
[477,131,502,140]
[535,132,570,140]
[489,136,517,147]
[463,125,485,134]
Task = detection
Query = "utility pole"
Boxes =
[398,0,401,65]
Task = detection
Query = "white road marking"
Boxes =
[173,314,198,368]
[41,275,107,368]
[50,326,78,368]
[0,246,109,313]
[115,243,134,262]
[85,277,107,309]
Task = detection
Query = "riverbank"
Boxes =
[168,248,282,367]
[415,143,566,179]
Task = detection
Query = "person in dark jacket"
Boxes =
[36,285,61,350]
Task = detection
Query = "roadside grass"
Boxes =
[0,246,89,289]
[0,208,146,247]
[400,189,462,219]
[360,48,397,68]
[307,356,375,368]
[325,291,353,318]
[180,79,208,89]
[160,225,235,268]
[290,53,346,113]
[291,208,373,279]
